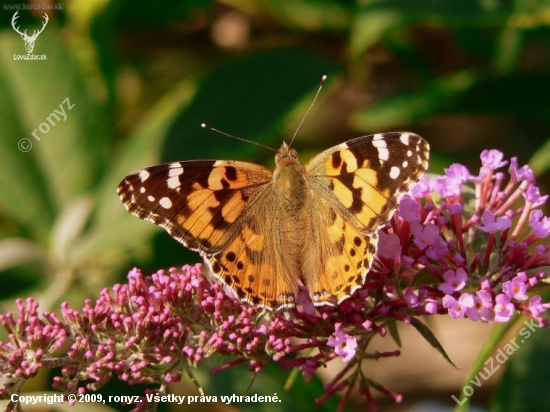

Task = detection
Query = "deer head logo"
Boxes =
[11,11,49,54]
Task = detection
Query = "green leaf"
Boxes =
[352,70,550,132]
[492,26,524,74]
[257,0,351,31]
[453,316,517,411]
[74,79,198,268]
[51,195,94,264]
[0,28,109,211]
[163,47,342,162]
[386,319,402,348]
[0,43,52,239]
[490,316,550,412]
[0,238,45,272]
[528,136,550,176]
[112,0,213,26]
[351,70,479,131]
[197,358,344,412]
[410,317,458,369]
[0,27,108,244]
[452,72,550,116]
[349,0,513,60]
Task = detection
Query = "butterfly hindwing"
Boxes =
[302,201,378,306]
[206,200,299,309]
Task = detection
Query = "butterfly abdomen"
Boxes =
[271,159,310,277]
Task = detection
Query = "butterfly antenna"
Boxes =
[288,74,327,148]
[201,123,277,152]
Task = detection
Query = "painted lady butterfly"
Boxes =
[118,130,429,310]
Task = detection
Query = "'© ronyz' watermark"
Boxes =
[18,97,75,153]
[451,318,540,406]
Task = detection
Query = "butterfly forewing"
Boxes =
[117,160,273,253]
[307,132,429,232]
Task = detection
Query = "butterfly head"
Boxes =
[276,141,300,166]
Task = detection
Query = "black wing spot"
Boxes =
[225,166,238,181]
[331,151,342,169]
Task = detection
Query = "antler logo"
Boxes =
[11,11,49,54]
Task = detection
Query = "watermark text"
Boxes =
[451,318,540,405]
[3,3,63,10]
[18,97,75,152]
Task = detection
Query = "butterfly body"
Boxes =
[118,132,429,310]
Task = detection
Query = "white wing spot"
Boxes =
[406,150,413,157]
[168,164,184,177]
[147,195,155,202]
[371,137,389,161]
[390,166,400,179]
[159,197,173,209]
[139,187,146,193]
[167,176,180,189]
[402,160,409,168]
[400,133,411,145]
[139,170,150,182]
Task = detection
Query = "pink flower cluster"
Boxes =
[393,149,550,326]
[1,150,549,412]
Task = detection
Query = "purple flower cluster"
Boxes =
[396,149,550,326]
[1,150,549,412]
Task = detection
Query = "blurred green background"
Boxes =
[1,1,550,411]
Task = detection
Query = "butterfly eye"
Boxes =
[275,146,300,166]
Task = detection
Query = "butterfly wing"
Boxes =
[206,193,300,309]
[303,132,430,305]
[117,160,298,308]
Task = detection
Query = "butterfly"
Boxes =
[117,132,429,310]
